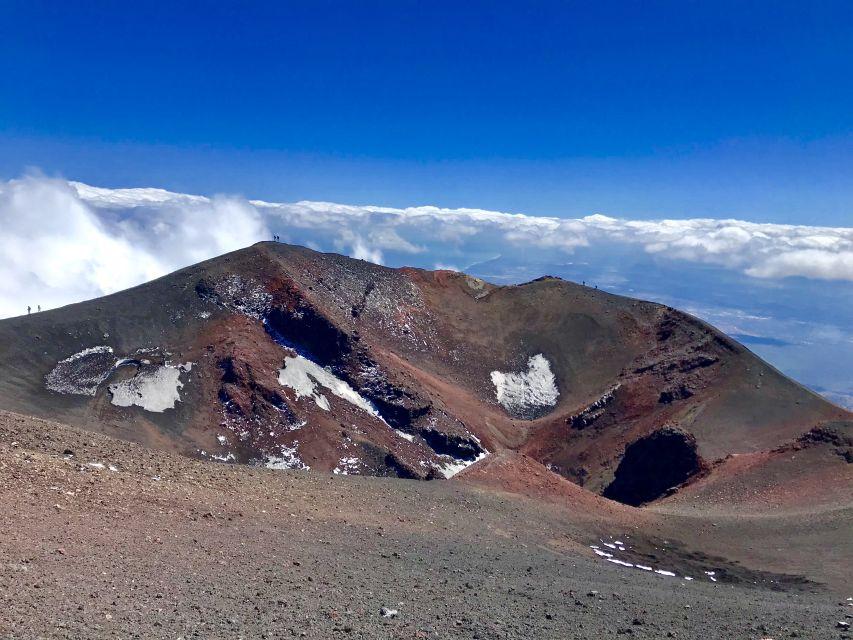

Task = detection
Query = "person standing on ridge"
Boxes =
[27,306,31,315]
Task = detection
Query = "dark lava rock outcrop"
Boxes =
[794,422,853,464]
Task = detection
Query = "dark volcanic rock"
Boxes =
[264,305,354,366]
[420,428,484,461]
[658,384,694,405]
[567,386,619,430]
[797,423,853,448]
[603,427,707,506]
[795,423,853,463]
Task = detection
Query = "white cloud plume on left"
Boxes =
[0,176,269,318]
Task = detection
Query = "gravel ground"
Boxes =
[1,411,851,640]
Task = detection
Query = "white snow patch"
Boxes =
[592,536,712,583]
[216,435,227,445]
[67,346,112,359]
[45,346,117,396]
[87,462,105,469]
[333,457,361,475]
[278,354,381,417]
[437,451,489,479]
[108,363,189,412]
[265,443,309,471]
[211,275,272,319]
[282,420,307,433]
[607,558,634,568]
[490,354,559,416]
[395,429,415,442]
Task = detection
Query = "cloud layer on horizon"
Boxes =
[0,175,851,318]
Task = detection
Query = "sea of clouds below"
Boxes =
[0,175,851,408]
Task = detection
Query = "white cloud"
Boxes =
[0,176,269,318]
[745,249,853,280]
[0,176,851,318]
[256,199,853,282]
[587,216,853,278]
[349,236,384,265]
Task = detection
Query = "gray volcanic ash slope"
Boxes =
[0,409,850,640]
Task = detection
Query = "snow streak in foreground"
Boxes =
[590,536,718,584]
[490,354,559,417]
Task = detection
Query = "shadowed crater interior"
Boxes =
[603,426,707,506]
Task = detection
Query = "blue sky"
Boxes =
[1,0,852,223]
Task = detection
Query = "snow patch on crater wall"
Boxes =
[265,442,310,471]
[490,354,559,418]
[108,363,191,412]
[45,346,118,396]
[438,450,489,479]
[277,354,381,418]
